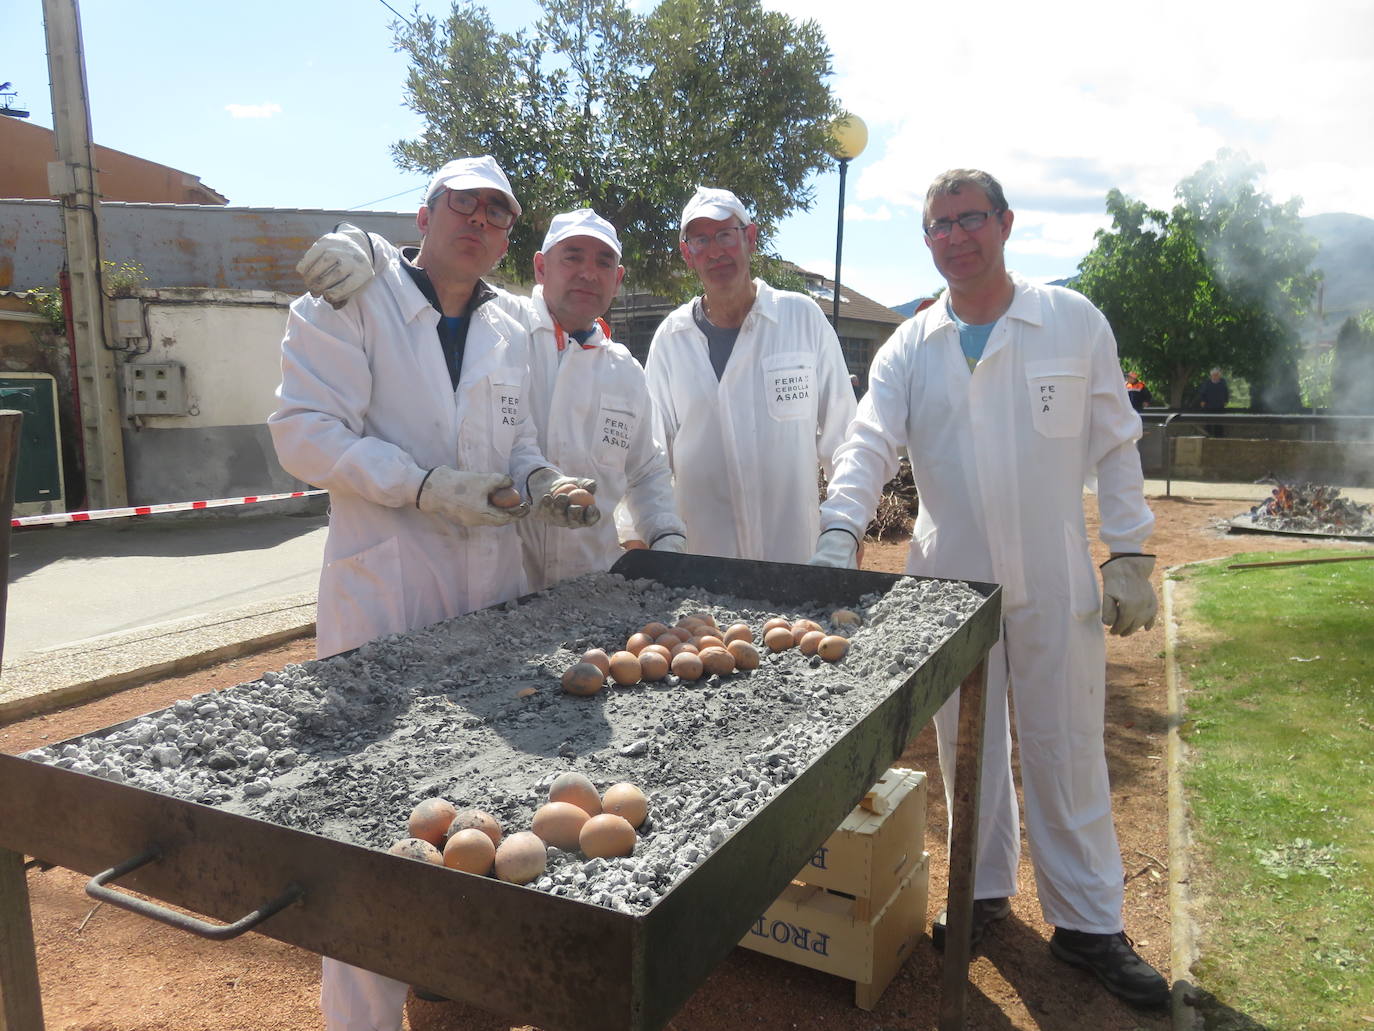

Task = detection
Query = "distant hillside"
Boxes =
[1305,212,1374,334]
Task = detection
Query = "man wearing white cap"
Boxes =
[643,186,856,562]
[297,205,685,592]
[272,156,601,1031]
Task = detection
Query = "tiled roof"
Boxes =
[783,263,907,327]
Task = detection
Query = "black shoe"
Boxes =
[1050,928,1170,1009]
[930,896,1012,951]
[411,987,449,1002]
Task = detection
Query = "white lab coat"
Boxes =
[820,274,1154,932]
[645,279,856,562]
[269,254,547,661]
[497,286,682,590]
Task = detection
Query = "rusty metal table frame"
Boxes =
[0,553,998,1031]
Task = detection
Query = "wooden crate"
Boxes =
[740,854,930,1009]
[797,767,927,919]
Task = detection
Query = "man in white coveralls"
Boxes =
[810,169,1169,1009]
[643,187,856,562]
[272,155,602,1031]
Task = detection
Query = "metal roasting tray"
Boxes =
[1227,515,1374,541]
[0,551,1001,1031]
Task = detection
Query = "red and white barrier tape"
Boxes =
[12,489,326,528]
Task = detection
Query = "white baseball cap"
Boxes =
[679,187,751,240]
[425,156,522,217]
[540,208,622,259]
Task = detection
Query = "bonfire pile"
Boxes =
[1246,481,1374,536]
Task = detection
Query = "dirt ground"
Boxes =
[1,495,1354,1031]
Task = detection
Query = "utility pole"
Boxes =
[42,0,127,509]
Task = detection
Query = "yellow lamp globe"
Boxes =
[830,114,868,161]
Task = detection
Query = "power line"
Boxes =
[375,0,413,26]
[346,183,426,211]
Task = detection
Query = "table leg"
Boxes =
[937,660,988,1031]
[0,848,45,1031]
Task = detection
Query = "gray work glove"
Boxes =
[808,528,859,569]
[1100,554,1158,636]
[297,223,380,308]
[526,467,601,528]
[649,533,687,553]
[417,467,528,527]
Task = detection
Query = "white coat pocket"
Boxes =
[1024,359,1088,438]
[317,536,406,658]
[489,369,524,456]
[761,352,817,421]
[594,395,636,469]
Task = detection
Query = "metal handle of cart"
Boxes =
[86,847,305,941]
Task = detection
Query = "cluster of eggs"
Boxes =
[387,773,648,886]
[560,609,855,696]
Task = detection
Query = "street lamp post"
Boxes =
[829,114,868,331]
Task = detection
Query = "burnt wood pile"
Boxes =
[1245,480,1374,536]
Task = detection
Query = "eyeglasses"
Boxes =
[924,209,1002,240]
[684,225,748,254]
[438,190,516,229]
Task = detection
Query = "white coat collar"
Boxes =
[924,271,1046,334]
[665,277,780,333]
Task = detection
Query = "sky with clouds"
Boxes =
[6,0,1373,306]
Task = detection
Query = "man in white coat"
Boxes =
[643,187,856,562]
[811,169,1169,1009]
[298,207,687,590]
[271,155,600,1031]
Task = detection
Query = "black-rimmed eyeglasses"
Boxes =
[924,209,1002,240]
[683,225,748,254]
[437,190,516,229]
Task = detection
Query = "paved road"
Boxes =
[5,510,327,667]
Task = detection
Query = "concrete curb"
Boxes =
[0,593,317,725]
[1164,572,1204,1030]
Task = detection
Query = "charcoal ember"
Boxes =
[1244,479,1374,536]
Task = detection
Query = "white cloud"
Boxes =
[225,102,282,119]
[843,202,892,222]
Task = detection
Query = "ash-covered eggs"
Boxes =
[548,771,602,816]
[601,782,648,829]
[830,608,862,630]
[388,837,445,865]
[790,619,823,645]
[561,661,605,696]
[580,648,611,676]
[763,626,794,652]
[532,801,590,850]
[494,831,548,884]
[726,640,760,670]
[817,635,850,662]
[638,649,669,681]
[698,646,735,676]
[723,623,753,644]
[671,652,704,681]
[407,797,458,847]
[579,813,637,858]
[448,808,502,848]
[797,629,826,657]
[608,650,642,686]
[442,828,496,875]
[488,485,523,509]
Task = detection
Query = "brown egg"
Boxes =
[798,629,826,656]
[831,608,862,630]
[671,652,704,681]
[561,661,606,696]
[580,648,611,676]
[601,783,648,828]
[548,772,602,815]
[624,632,654,655]
[764,626,794,652]
[388,837,445,864]
[579,813,638,858]
[656,629,687,647]
[494,831,548,884]
[447,809,503,848]
[407,797,458,847]
[818,635,850,662]
[726,640,761,670]
[790,619,823,645]
[699,646,735,676]
[488,486,522,509]
[608,650,642,686]
[670,641,700,656]
[689,611,719,628]
[442,828,496,875]
[640,643,672,662]
[531,801,590,850]
[723,623,753,644]
[516,687,537,699]
[566,488,595,508]
[694,635,725,651]
[641,621,670,639]
[638,650,669,681]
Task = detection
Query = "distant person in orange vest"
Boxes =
[1124,371,1152,412]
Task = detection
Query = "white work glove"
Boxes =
[526,467,601,529]
[649,533,687,554]
[416,467,528,527]
[1100,554,1158,636]
[808,528,859,569]
[297,223,380,308]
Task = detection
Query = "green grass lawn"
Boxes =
[1175,551,1374,1030]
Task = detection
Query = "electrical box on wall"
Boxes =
[123,361,189,416]
[0,372,66,517]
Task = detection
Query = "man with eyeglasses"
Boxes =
[272,156,604,1030]
[811,169,1168,1009]
[642,186,856,562]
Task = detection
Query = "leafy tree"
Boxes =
[391,0,840,296]
[1072,151,1320,410]
[1331,311,1374,415]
